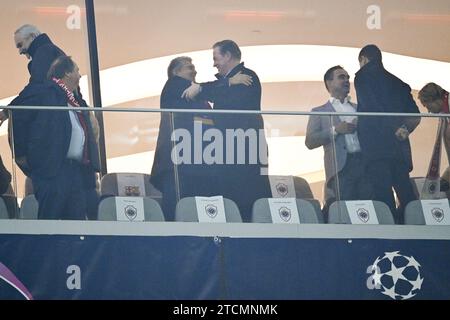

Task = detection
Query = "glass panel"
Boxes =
[0,0,91,219]
[0,111,18,218]
[1,0,449,227]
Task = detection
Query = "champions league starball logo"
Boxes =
[0,262,33,300]
[367,251,424,300]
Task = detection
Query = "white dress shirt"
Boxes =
[66,105,86,161]
[330,97,361,153]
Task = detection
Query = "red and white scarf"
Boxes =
[51,77,90,164]
[51,77,80,108]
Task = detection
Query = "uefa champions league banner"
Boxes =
[0,234,450,300]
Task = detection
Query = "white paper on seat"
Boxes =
[268,198,300,224]
[269,176,296,198]
[115,197,145,222]
[117,173,146,196]
[195,196,227,223]
[421,199,450,225]
[345,200,379,225]
[415,178,446,199]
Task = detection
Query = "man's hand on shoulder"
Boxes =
[229,72,253,86]
[181,82,201,101]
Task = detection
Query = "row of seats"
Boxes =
[4,195,321,222]
[19,173,442,201]
[1,173,446,225]
[91,197,450,225]
[1,194,444,225]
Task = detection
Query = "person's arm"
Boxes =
[305,113,333,149]
[402,84,421,133]
[7,85,43,161]
[185,72,252,102]
[395,83,421,140]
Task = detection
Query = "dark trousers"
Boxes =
[160,171,219,221]
[33,160,89,220]
[366,158,417,224]
[324,153,373,220]
[160,167,270,222]
[217,166,271,222]
[85,188,100,220]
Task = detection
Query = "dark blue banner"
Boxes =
[1,234,449,300]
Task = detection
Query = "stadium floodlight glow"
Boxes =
[2,44,449,109]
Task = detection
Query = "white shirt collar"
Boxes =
[329,96,351,105]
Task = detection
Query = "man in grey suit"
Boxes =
[305,66,372,217]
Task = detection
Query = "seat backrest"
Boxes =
[19,195,39,220]
[100,173,161,198]
[24,177,34,196]
[175,197,242,222]
[404,199,450,225]
[252,198,320,223]
[306,199,325,223]
[0,195,18,219]
[328,200,395,224]
[410,177,446,199]
[269,175,314,199]
[404,200,426,225]
[97,196,165,221]
[0,197,9,219]
[292,176,314,199]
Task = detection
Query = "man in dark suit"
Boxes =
[152,56,252,221]
[182,40,270,222]
[355,44,420,223]
[10,56,100,220]
[151,56,213,221]
[306,66,372,218]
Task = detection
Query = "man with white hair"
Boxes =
[0,25,66,125]
[14,24,66,83]
[2,25,67,171]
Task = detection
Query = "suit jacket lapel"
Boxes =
[323,101,341,127]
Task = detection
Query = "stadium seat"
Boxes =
[100,173,161,200]
[252,198,320,223]
[175,197,242,222]
[0,197,9,219]
[328,200,395,224]
[404,199,450,225]
[0,195,18,219]
[98,196,165,221]
[19,195,39,220]
[269,175,314,199]
[410,177,446,199]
